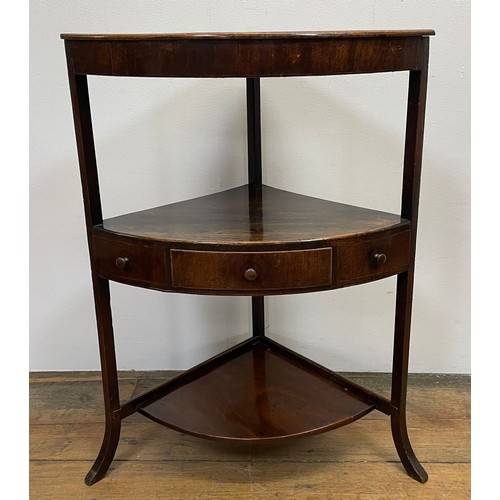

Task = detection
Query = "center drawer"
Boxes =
[170,248,332,293]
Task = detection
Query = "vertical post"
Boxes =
[66,59,121,485]
[252,295,265,337]
[246,77,265,337]
[390,38,430,483]
[247,78,262,186]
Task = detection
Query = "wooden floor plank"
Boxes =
[29,461,470,500]
[29,373,470,424]
[29,379,137,424]
[29,418,470,463]
[29,372,470,499]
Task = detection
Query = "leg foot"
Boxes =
[85,419,121,486]
[391,412,428,483]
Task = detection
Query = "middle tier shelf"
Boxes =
[98,184,406,245]
[135,337,376,441]
[92,184,410,294]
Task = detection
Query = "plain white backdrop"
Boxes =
[29,1,470,373]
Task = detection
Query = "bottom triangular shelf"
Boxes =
[137,338,375,442]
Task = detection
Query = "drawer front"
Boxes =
[170,248,332,293]
[93,236,166,286]
[336,230,410,285]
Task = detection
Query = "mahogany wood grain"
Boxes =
[138,339,375,441]
[336,230,410,286]
[93,235,167,287]
[170,247,332,293]
[263,337,392,416]
[61,30,435,41]
[91,185,410,294]
[99,185,408,245]
[61,31,434,78]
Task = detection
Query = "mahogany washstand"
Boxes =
[62,30,434,485]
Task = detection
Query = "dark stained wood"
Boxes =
[62,31,434,77]
[247,78,262,187]
[252,296,265,337]
[61,30,435,41]
[90,184,412,294]
[336,230,410,286]
[246,78,266,337]
[170,247,332,293]
[66,71,122,471]
[263,337,392,415]
[93,234,167,287]
[83,277,122,486]
[66,73,102,230]
[66,57,123,487]
[91,232,410,296]
[138,340,375,441]
[29,370,470,423]
[62,30,433,485]
[115,337,258,421]
[390,38,431,483]
[92,185,410,294]
[98,185,408,245]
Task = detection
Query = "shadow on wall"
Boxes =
[110,285,250,370]
[88,77,248,218]
[262,75,408,213]
[260,76,467,373]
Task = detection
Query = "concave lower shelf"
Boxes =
[137,337,375,441]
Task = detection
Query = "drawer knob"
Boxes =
[244,268,258,282]
[372,252,387,267]
[115,257,130,270]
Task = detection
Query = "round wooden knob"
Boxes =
[244,268,258,281]
[373,252,387,266]
[115,257,129,270]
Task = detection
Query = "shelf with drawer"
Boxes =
[92,185,410,293]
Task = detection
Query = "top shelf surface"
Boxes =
[60,30,435,41]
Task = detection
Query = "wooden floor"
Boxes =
[30,371,470,499]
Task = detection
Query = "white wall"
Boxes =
[30,1,470,373]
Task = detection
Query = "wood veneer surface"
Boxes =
[138,343,374,441]
[100,185,407,245]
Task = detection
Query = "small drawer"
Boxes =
[93,236,166,286]
[336,230,410,285]
[170,248,332,293]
